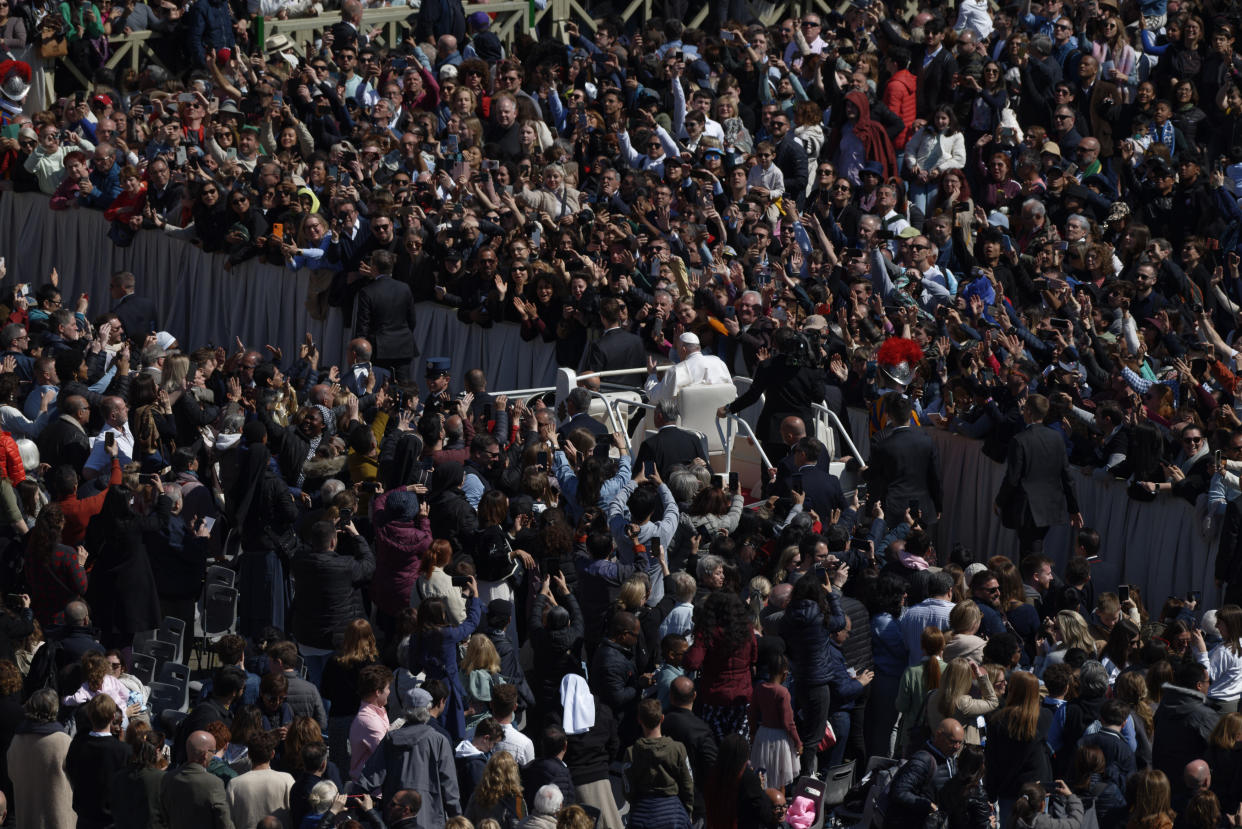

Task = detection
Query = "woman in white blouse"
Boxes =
[902,104,967,216]
[1193,605,1242,712]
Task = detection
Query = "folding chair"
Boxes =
[195,583,239,668]
[822,761,856,807]
[157,662,191,713]
[134,637,177,673]
[157,617,187,665]
[129,652,156,686]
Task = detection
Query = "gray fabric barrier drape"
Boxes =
[0,192,560,394]
[927,427,1219,608]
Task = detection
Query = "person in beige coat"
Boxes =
[7,688,77,829]
[228,732,295,829]
[926,657,998,745]
[943,601,987,664]
[515,165,581,220]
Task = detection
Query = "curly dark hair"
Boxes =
[866,572,908,618]
[692,591,751,649]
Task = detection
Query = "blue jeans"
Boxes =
[908,178,939,217]
[827,709,852,768]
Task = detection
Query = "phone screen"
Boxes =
[729,471,739,490]
[643,461,655,477]
[537,451,548,467]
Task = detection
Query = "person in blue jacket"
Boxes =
[407,584,482,741]
[184,0,235,69]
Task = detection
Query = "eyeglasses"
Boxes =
[1054,114,1073,120]
[202,188,218,195]
[373,223,392,231]
[833,184,852,191]
[231,196,249,204]
[1184,435,1204,444]
[107,661,122,669]
[801,20,820,27]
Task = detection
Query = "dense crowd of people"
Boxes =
[2,0,1242,827]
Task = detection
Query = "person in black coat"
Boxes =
[995,394,1082,556]
[770,114,809,210]
[230,423,300,637]
[635,400,709,479]
[867,393,943,522]
[885,719,964,829]
[522,725,578,811]
[37,394,92,472]
[662,676,718,822]
[65,694,132,829]
[172,380,219,452]
[578,298,647,387]
[291,520,376,652]
[82,486,164,649]
[772,437,846,520]
[107,272,159,344]
[880,18,956,118]
[427,462,478,555]
[720,329,827,463]
[355,250,419,382]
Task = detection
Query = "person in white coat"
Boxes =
[644,332,735,403]
[902,105,967,216]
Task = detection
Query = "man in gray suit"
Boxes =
[161,731,234,829]
[995,394,1083,555]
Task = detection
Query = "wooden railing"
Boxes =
[39,0,857,102]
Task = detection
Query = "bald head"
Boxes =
[780,417,807,445]
[65,600,89,625]
[1184,759,1211,790]
[187,731,216,764]
[670,675,696,708]
[309,384,334,406]
[933,718,965,755]
[770,582,793,610]
[349,338,372,363]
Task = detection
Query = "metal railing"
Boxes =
[812,402,864,464]
[715,412,772,475]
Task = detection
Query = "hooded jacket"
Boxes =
[828,91,899,180]
[1152,683,1220,788]
[371,488,433,616]
[623,735,693,811]
[428,462,478,554]
[355,721,460,829]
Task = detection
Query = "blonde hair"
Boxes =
[936,658,976,719]
[1057,610,1096,655]
[474,750,523,809]
[950,601,982,634]
[161,354,190,392]
[616,577,648,612]
[462,634,501,675]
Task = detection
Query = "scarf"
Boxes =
[1149,119,1175,154]
[837,91,898,180]
[560,674,595,735]
[898,549,931,571]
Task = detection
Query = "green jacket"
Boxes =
[623,735,694,811]
[59,2,105,42]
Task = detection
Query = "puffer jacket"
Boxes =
[826,639,864,713]
[884,69,919,150]
[291,536,376,650]
[883,744,954,829]
[371,489,432,616]
[589,638,639,714]
[184,0,235,68]
[779,591,846,688]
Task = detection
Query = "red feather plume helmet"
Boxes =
[0,60,31,102]
[875,337,924,387]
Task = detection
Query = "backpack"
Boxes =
[858,757,907,829]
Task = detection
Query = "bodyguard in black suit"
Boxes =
[635,400,709,479]
[557,388,609,440]
[773,437,846,519]
[995,394,1082,555]
[768,415,832,496]
[341,338,392,396]
[355,251,419,381]
[108,271,159,343]
[867,393,943,522]
[661,676,718,823]
[881,18,955,118]
[579,298,647,387]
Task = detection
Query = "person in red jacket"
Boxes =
[0,430,25,486]
[884,48,918,150]
[50,438,121,546]
[103,166,147,247]
[682,591,758,742]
